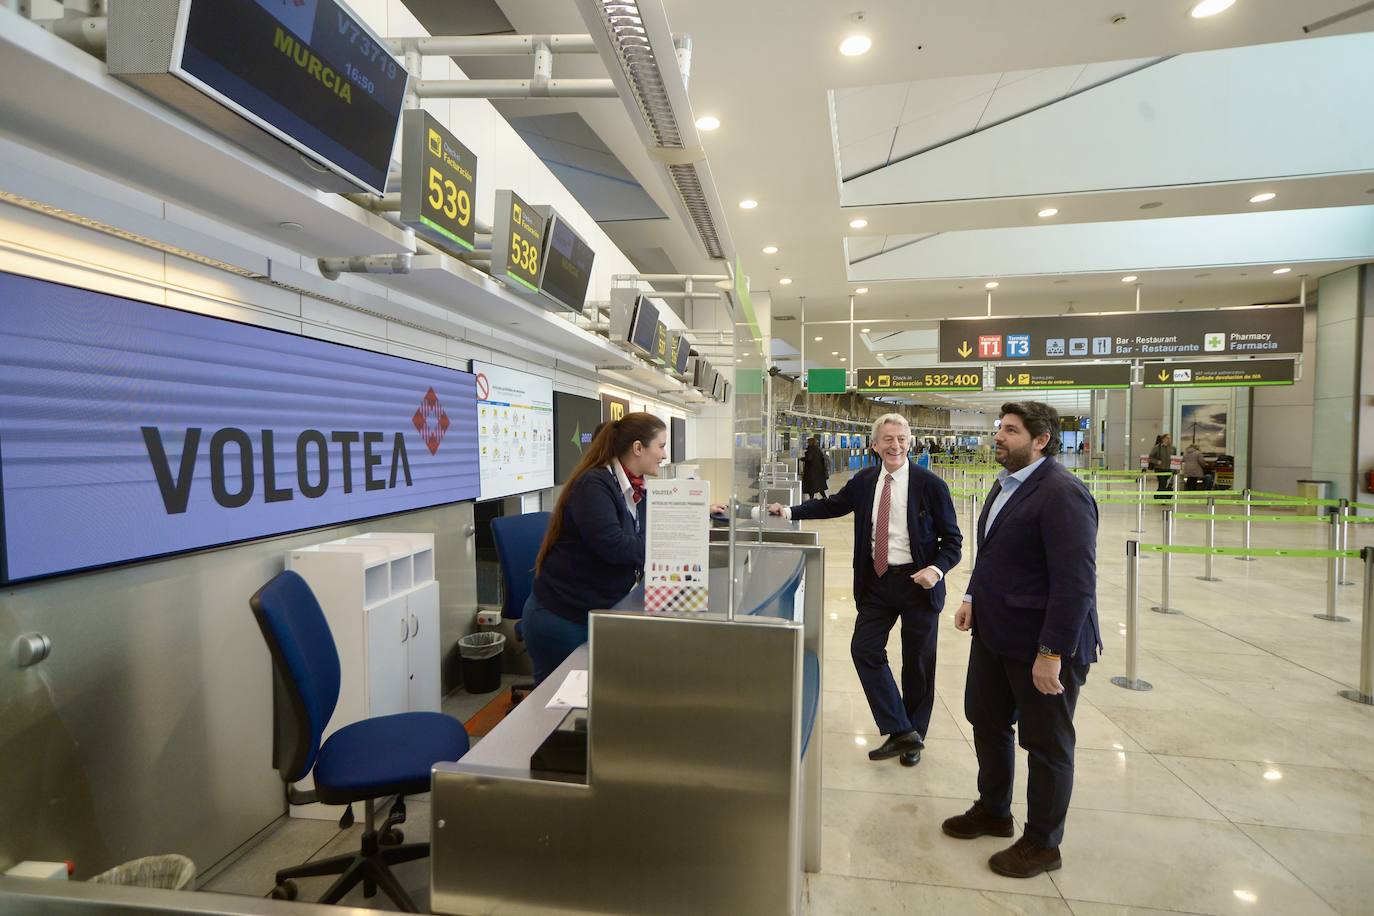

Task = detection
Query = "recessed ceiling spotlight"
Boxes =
[779,277,793,285]
[1191,0,1236,18]
[739,198,758,209]
[1273,267,1292,274]
[814,336,823,341]
[839,34,872,56]
[1037,207,1059,218]
[1139,201,1164,210]
[1249,192,1276,203]
[861,327,871,332]
[695,115,720,131]
[1122,275,1138,282]
[985,281,999,289]
[849,218,868,229]
[876,353,884,357]
[855,287,869,294]
[840,357,847,362]
[762,245,778,254]
[831,351,840,356]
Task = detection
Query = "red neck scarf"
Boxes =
[620,461,646,503]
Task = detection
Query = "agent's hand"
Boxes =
[767,502,786,516]
[954,601,973,631]
[911,566,941,589]
[709,503,728,516]
[1032,655,1065,696]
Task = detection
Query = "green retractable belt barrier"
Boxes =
[1170,513,1329,523]
[1139,544,1359,558]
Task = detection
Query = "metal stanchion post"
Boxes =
[1236,488,1255,561]
[1339,499,1354,586]
[1338,547,1374,705]
[1133,473,1145,534]
[1152,509,1182,614]
[1316,512,1350,622]
[1197,498,1221,582]
[969,492,979,565]
[1112,540,1153,691]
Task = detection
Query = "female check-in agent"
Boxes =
[523,412,667,685]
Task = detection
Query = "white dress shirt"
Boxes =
[871,461,913,567]
[609,462,639,529]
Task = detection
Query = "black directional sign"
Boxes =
[856,368,983,393]
[1142,359,1295,388]
[939,306,1303,363]
[400,110,478,252]
[994,363,1131,391]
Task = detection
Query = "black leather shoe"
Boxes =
[942,801,1015,839]
[989,835,1062,878]
[867,729,923,760]
[899,749,921,767]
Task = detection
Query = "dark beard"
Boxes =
[996,443,1035,472]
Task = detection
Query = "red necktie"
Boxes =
[874,473,893,577]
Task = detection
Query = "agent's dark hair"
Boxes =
[536,411,667,574]
[1000,401,1062,457]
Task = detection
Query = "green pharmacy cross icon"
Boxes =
[1204,332,1226,352]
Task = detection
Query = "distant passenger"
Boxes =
[769,413,962,767]
[1148,433,1174,499]
[1181,443,1208,491]
[945,401,1101,879]
[800,436,830,499]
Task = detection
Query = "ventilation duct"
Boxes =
[574,0,733,261]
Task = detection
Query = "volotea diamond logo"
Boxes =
[413,387,451,455]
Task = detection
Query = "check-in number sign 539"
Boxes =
[426,165,470,231]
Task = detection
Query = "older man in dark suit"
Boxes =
[942,401,1101,878]
[770,413,962,766]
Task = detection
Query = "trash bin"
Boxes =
[1296,479,1332,516]
[89,854,196,890]
[458,631,506,693]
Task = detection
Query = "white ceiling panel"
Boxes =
[1069,57,1160,91]
[850,206,1374,282]
[887,98,987,165]
[843,32,1374,207]
[975,66,1085,128]
[837,129,897,180]
[898,73,1004,125]
[844,236,885,261]
[833,83,911,147]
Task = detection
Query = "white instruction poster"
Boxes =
[643,478,710,612]
[471,361,554,500]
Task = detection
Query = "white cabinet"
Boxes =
[285,532,440,819]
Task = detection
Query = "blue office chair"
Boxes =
[490,512,550,699]
[249,570,469,911]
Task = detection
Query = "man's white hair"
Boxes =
[870,412,911,443]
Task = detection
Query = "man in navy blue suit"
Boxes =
[942,401,1101,879]
[769,413,962,766]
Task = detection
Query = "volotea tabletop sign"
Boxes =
[807,368,847,393]
[994,363,1131,391]
[938,305,1304,363]
[644,479,710,612]
[856,368,983,393]
[400,110,477,252]
[491,189,547,294]
[1142,359,1296,388]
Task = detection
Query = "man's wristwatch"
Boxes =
[1037,645,1061,660]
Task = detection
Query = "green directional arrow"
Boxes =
[570,421,583,452]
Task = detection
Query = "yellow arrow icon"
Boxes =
[1158,370,1169,381]
[1006,374,1016,385]
[864,375,875,386]
[957,341,972,358]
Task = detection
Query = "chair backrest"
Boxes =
[249,570,341,783]
[490,512,551,620]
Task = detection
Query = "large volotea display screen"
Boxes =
[0,271,480,584]
[172,0,409,195]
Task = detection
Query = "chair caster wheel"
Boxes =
[268,879,298,900]
[381,828,404,846]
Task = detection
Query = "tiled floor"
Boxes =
[803,468,1374,916]
[204,467,1374,914]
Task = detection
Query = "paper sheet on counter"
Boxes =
[545,669,588,709]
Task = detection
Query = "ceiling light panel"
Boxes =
[839,35,872,56]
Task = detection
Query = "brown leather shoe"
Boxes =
[941,802,1015,840]
[988,835,1062,878]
